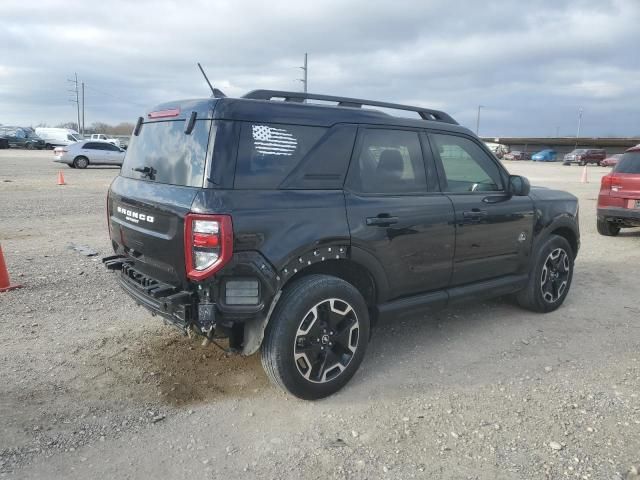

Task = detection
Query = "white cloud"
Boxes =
[0,0,639,136]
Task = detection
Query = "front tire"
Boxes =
[597,218,620,236]
[261,274,370,400]
[517,235,574,313]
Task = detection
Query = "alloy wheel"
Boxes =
[540,248,570,303]
[293,298,360,383]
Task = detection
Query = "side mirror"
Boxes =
[509,175,530,196]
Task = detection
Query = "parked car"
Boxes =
[503,150,530,161]
[90,133,121,147]
[563,148,606,166]
[531,149,557,162]
[102,89,579,399]
[600,154,622,167]
[0,126,45,149]
[35,128,83,149]
[53,140,125,168]
[597,145,640,236]
[484,142,509,159]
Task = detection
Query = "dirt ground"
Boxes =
[1,150,639,480]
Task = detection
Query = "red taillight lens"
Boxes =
[601,174,613,190]
[184,213,233,281]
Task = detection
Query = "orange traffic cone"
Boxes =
[0,244,23,292]
[580,165,589,184]
[57,171,66,185]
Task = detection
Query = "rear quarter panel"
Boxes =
[191,189,351,271]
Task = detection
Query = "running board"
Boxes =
[376,274,528,321]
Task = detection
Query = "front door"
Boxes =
[345,127,455,300]
[428,132,534,286]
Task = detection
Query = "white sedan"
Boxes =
[53,140,125,168]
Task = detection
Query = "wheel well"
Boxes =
[551,227,578,257]
[283,259,377,307]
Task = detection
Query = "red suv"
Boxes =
[597,145,640,236]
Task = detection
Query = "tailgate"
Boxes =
[108,176,198,286]
[610,173,640,208]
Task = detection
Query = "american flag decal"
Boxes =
[252,125,298,156]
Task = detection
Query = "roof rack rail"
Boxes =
[242,90,458,125]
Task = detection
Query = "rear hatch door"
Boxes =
[610,152,640,208]
[108,112,214,287]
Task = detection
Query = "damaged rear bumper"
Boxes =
[103,255,199,334]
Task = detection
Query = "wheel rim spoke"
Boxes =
[540,247,570,303]
[293,298,359,384]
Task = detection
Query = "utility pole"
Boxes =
[299,53,308,94]
[575,107,583,149]
[81,82,85,135]
[67,73,81,132]
[476,105,484,136]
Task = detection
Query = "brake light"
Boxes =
[601,174,613,190]
[184,213,233,281]
[148,108,180,119]
[576,155,582,160]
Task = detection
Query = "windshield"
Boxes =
[613,152,640,174]
[121,119,212,187]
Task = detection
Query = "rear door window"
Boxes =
[121,119,212,187]
[348,128,428,194]
[235,123,326,189]
[614,152,640,174]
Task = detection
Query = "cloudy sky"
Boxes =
[1,0,639,137]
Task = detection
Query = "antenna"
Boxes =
[197,63,226,98]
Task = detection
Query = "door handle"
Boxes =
[366,215,399,227]
[462,210,487,223]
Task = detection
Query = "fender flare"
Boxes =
[241,244,390,355]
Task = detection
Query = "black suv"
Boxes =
[103,90,580,399]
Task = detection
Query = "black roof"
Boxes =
[146,90,470,135]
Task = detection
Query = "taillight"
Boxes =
[601,174,613,190]
[576,155,582,160]
[184,213,233,281]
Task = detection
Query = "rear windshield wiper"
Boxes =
[133,166,157,180]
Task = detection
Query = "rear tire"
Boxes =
[517,234,574,313]
[73,156,89,169]
[261,274,370,400]
[597,218,620,236]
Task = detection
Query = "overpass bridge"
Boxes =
[481,137,639,156]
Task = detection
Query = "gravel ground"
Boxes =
[1,150,639,480]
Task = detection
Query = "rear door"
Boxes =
[345,127,455,300]
[108,118,214,286]
[82,142,105,162]
[428,132,534,285]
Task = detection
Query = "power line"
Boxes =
[84,84,146,107]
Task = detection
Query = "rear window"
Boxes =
[121,119,212,187]
[235,123,326,188]
[613,152,640,174]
